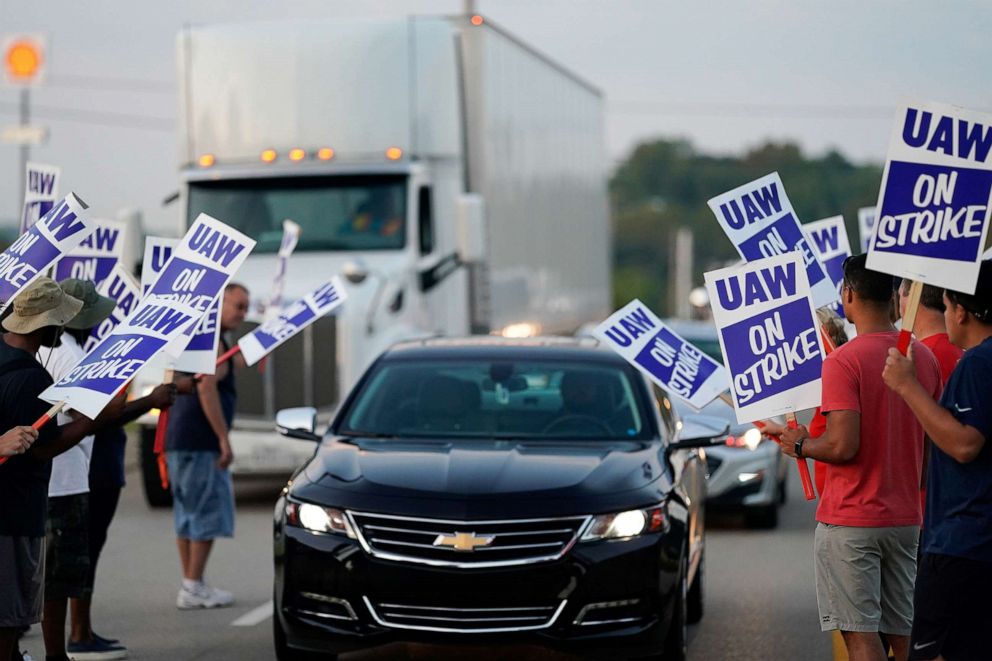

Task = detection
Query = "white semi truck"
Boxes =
[139,14,611,505]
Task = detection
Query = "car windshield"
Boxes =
[338,359,653,440]
[187,175,407,253]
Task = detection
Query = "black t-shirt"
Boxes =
[0,339,60,537]
[165,337,237,453]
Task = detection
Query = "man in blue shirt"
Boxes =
[883,261,992,661]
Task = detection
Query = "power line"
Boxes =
[0,102,174,132]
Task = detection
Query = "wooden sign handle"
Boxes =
[787,411,816,501]
[898,280,924,356]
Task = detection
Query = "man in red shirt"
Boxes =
[898,280,962,385]
[780,255,941,661]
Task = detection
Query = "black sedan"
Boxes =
[272,337,724,660]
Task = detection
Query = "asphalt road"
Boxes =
[21,459,831,661]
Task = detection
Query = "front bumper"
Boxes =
[274,521,683,658]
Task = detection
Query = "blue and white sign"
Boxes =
[867,101,992,294]
[708,172,837,310]
[239,277,347,366]
[0,193,94,312]
[20,162,60,234]
[140,236,221,375]
[54,219,127,285]
[42,214,255,418]
[594,300,729,411]
[704,252,826,424]
[803,215,853,318]
[261,219,301,320]
[84,264,141,354]
[857,207,876,254]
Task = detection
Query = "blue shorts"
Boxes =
[168,451,235,541]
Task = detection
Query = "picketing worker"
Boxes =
[883,261,992,661]
[0,279,93,661]
[167,282,249,609]
[0,426,37,457]
[39,279,190,661]
[777,255,941,661]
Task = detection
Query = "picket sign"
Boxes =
[593,299,729,411]
[708,172,838,310]
[867,101,992,354]
[140,237,222,376]
[38,214,255,428]
[0,193,96,312]
[803,215,853,319]
[238,277,348,366]
[262,219,302,317]
[54,218,127,285]
[705,252,826,501]
[857,207,876,254]
[20,162,60,235]
[84,264,141,353]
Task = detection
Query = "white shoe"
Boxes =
[176,581,233,609]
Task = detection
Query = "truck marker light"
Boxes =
[317,147,335,161]
[198,154,215,167]
[288,148,306,161]
[470,15,484,26]
[261,149,278,163]
[385,147,403,160]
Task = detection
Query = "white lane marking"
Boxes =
[231,600,274,627]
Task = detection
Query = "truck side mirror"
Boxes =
[276,407,320,442]
[456,194,486,263]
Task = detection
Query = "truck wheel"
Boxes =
[140,426,172,508]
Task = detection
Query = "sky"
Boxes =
[0,0,989,234]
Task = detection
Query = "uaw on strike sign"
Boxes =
[803,215,853,318]
[867,101,992,293]
[593,300,728,411]
[41,214,255,419]
[0,193,94,311]
[708,173,837,311]
[54,219,127,285]
[238,277,347,366]
[704,252,826,424]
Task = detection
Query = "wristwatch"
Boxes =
[794,437,806,458]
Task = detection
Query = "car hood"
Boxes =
[301,436,667,501]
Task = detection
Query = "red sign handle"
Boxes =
[787,413,816,501]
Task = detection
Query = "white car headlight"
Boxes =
[581,505,668,541]
[286,501,357,538]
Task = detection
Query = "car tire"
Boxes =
[659,552,689,661]
[140,426,172,508]
[274,614,337,661]
[746,504,778,529]
[687,549,704,624]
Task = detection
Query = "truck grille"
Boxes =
[347,511,590,568]
[233,316,337,422]
[363,597,567,633]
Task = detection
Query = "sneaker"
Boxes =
[176,582,233,609]
[66,637,128,660]
[91,633,120,647]
[17,652,35,661]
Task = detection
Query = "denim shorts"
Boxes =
[168,451,235,541]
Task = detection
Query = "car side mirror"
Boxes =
[276,407,320,442]
[668,423,730,451]
[456,193,486,263]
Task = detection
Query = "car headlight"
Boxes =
[581,505,668,541]
[286,501,357,538]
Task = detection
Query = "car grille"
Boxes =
[347,511,590,568]
[363,597,567,633]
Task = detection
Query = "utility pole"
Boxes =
[18,87,29,206]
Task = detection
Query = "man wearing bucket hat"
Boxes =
[0,279,99,661]
[37,279,188,661]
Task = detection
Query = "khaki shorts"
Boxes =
[814,523,918,635]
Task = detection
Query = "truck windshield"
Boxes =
[187,175,407,252]
[338,359,653,441]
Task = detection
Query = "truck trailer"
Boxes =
[139,14,611,505]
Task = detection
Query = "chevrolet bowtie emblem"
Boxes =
[433,531,495,552]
